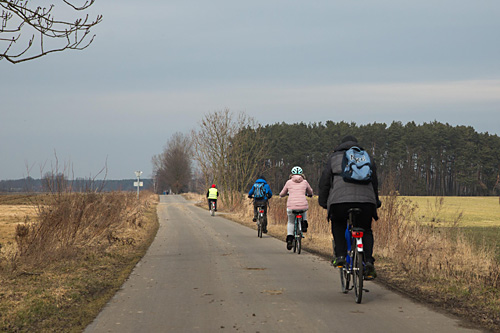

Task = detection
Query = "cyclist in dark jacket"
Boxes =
[248,176,273,233]
[318,135,381,279]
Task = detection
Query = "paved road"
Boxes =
[85,195,481,333]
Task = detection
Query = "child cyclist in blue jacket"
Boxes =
[248,176,273,233]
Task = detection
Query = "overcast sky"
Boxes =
[2,0,500,180]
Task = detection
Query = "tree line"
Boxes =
[256,120,500,196]
[153,110,500,198]
[0,177,153,193]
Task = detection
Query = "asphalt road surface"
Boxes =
[85,195,481,333]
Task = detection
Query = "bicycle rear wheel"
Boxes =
[353,248,364,303]
[257,219,262,238]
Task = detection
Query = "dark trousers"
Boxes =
[208,199,217,210]
[329,203,376,264]
[253,200,268,227]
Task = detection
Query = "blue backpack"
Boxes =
[341,146,372,184]
[253,183,267,199]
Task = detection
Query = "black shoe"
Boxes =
[365,262,377,280]
[331,256,346,267]
[263,228,268,234]
[301,220,308,233]
[252,217,257,222]
[286,235,293,250]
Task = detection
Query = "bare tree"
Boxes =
[153,132,192,194]
[191,108,268,207]
[0,0,102,63]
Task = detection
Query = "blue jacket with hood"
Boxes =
[248,178,273,201]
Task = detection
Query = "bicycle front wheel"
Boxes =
[340,265,350,294]
[353,248,364,303]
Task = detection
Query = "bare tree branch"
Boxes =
[0,0,102,63]
[153,133,193,194]
[191,108,268,207]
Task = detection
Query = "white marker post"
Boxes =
[134,171,143,199]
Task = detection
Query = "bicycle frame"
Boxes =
[345,227,364,266]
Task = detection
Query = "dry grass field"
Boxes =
[0,205,35,244]
[0,192,159,332]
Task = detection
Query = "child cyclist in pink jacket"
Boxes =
[279,166,314,250]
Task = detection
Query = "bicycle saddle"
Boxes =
[347,208,362,215]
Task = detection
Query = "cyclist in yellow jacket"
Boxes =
[206,184,219,211]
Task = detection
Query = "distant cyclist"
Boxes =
[248,176,273,233]
[206,184,219,211]
[318,135,381,279]
[279,166,313,250]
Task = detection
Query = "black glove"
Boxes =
[376,199,382,208]
[248,195,252,199]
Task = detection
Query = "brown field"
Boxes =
[0,192,159,332]
[0,205,36,243]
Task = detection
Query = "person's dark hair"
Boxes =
[341,135,358,143]
[259,175,266,181]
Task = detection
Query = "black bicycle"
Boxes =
[337,208,366,303]
[256,204,266,238]
[210,201,216,216]
[291,210,305,254]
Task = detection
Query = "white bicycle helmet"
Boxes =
[291,166,303,175]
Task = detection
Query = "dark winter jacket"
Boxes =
[318,140,380,214]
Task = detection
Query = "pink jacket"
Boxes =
[279,175,314,210]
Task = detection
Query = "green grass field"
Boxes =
[406,196,500,227]
[405,196,500,259]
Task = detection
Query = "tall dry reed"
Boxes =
[14,191,154,267]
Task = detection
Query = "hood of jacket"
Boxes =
[291,174,304,183]
[334,140,364,152]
